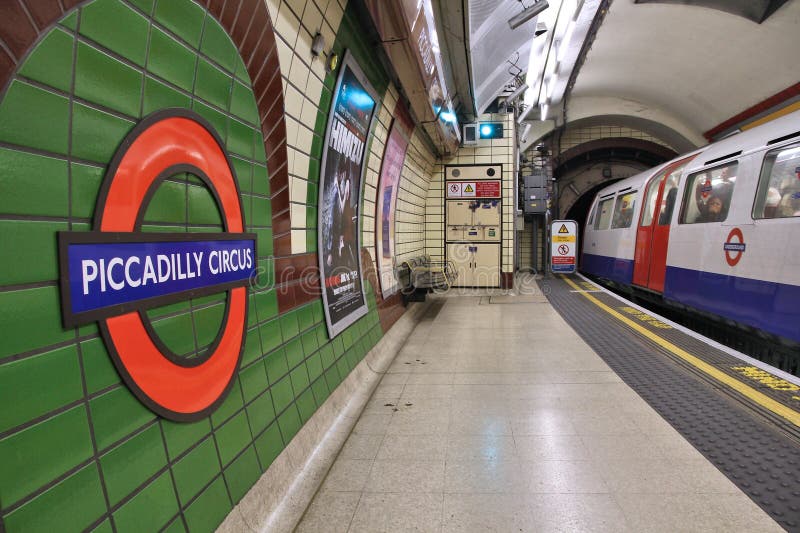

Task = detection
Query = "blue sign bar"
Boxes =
[59,232,256,326]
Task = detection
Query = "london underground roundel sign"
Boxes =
[57,109,256,421]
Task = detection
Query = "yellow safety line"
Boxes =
[560,275,800,428]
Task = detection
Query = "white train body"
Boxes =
[582,110,800,344]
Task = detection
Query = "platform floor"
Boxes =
[295,277,787,532]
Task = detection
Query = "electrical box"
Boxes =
[523,172,548,214]
[462,123,478,146]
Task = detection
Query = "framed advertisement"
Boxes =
[375,100,413,298]
[317,51,379,338]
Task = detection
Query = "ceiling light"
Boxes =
[540,102,549,121]
[508,0,550,30]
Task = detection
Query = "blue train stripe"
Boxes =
[580,253,634,285]
[664,266,800,344]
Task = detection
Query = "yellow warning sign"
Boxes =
[553,235,575,243]
[558,224,569,234]
[464,184,474,193]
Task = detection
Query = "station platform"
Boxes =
[294,274,799,532]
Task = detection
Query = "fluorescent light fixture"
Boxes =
[508,0,550,30]
[540,102,549,121]
[521,123,532,142]
[503,83,529,104]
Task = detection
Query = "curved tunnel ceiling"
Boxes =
[633,0,791,24]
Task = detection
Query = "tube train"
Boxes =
[581,110,800,345]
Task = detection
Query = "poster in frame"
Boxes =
[375,100,413,299]
[317,51,379,338]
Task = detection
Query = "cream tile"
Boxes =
[349,492,443,533]
[514,435,591,461]
[446,435,518,460]
[364,460,445,493]
[375,434,447,461]
[442,493,535,532]
[318,459,372,492]
[522,459,609,494]
[529,493,631,532]
[337,433,384,460]
[295,491,360,533]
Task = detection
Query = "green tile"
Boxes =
[144,299,190,319]
[296,388,316,424]
[297,305,315,332]
[240,360,268,403]
[230,156,252,193]
[215,410,251,465]
[246,390,276,436]
[270,374,294,414]
[147,27,197,92]
[3,463,106,533]
[227,118,254,159]
[89,387,156,451]
[200,17,238,73]
[90,519,113,533]
[192,100,227,140]
[279,311,299,341]
[0,345,82,433]
[143,76,192,115]
[255,258,274,288]
[183,477,231,533]
[254,289,278,322]
[251,196,271,227]
[324,365,342,392]
[230,80,259,125]
[263,347,288,385]
[305,206,317,228]
[71,162,104,219]
[0,148,68,217]
[224,445,260,504]
[0,405,93,506]
[71,102,135,163]
[253,421,283,467]
[142,179,186,224]
[75,42,143,117]
[318,344,335,370]
[154,0,206,49]
[289,364,309,394]
[18,27,74,92]
[253,228,272,257]
[187,182,221,225]
[241,327,262,366]
[129,0,155,13]
[315,324,328,348]
[172,436,220,505]
[0,286,73,359]
[113,471,179,533]
[162,417,212,460]
[100,424,168,505]
[194,302,225,347]
[162,517,187,533]
[257,316,283,356]
[254,129,266,161]
[305,352,323,383]
[277,404,302,444]
[148,312,196,357]
[80,0,149,67]
[0,80,69,155]
[60,10,78,30]
[252,164,269,196]
[210,379,243,428]
[81,337,121,394]
[284,338,304,369]
[0,219,67,285]
[195,58,231,110]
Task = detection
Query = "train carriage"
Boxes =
[582,110,800,345]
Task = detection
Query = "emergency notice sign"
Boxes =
[551,220,578,274]
[446,180,501,198]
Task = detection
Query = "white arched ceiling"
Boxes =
[570,0,800,136]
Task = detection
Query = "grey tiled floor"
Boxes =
[295,291,782,532]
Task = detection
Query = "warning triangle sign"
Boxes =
[558,224,569,234]
[464,184,474,193]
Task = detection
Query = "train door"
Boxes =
[633,156,695,292]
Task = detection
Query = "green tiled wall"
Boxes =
[0,1,383,532]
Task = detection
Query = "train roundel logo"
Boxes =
[723,227,746,267]
[57,109,256,421]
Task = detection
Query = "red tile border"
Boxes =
[0,1,38,62]
[22,1,63,33]
[501,272,514,290]
[703,82,800,141]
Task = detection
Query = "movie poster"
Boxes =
[318,53,378,337]
[375,101,413,298]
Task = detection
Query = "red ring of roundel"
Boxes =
[95,109,249,421]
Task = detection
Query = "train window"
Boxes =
[680,162,738,224]
[594,197,615,230]
[587,202,597,227]
[611,191,637,229]
[753,142,800,219]
[640,176,663,226]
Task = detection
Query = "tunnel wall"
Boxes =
[0,0,437,531]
